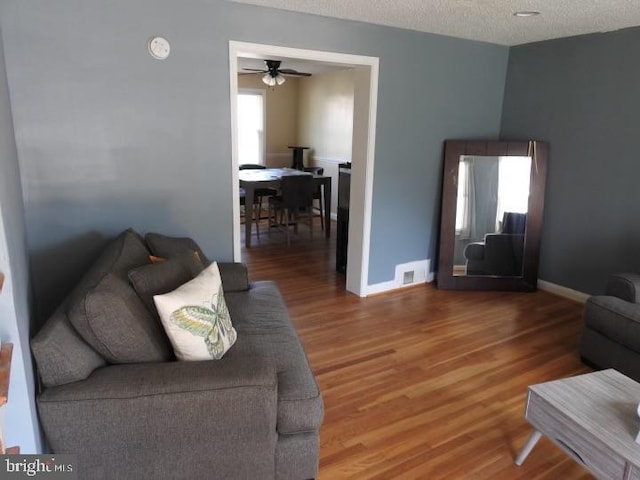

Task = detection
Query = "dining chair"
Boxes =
[239,163,278,235]
[268,175,314,246]
[239,187,261,238]
[304,166,325,231]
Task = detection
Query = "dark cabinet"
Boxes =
[336,163,351,273]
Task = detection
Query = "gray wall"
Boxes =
[0,26,41,452]
[0,0,507,316]
[501,27,640,294]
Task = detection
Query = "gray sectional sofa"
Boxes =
[580,273,640,381]
[30,229,323,480]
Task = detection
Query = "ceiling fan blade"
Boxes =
[242,68,268,72]
[279,69,312,77]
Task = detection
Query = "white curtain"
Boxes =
[455,158,475,240]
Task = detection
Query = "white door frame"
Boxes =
[229,41,379,297]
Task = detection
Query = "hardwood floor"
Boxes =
[242,219,593,479]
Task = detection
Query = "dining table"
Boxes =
[239,167,332,247]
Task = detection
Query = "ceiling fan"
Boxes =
[241,60,312,86]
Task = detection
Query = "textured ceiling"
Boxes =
[227,0,640,46]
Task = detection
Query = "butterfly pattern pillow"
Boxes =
[154,262,237,360]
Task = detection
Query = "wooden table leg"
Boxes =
[515,430,542,466]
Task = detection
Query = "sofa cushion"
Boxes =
[225,281,323,434]
[128,253,204,318]
[585,295,640,353]
[226,281,296,333]
[154,262,237,361]
[83,274,174,362]
[31,308,107,388]
[145,232,210,264]
[217,263,250,292]
[67,229,173,363]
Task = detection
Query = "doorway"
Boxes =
[229,42,379,297]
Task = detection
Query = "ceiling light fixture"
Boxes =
[262,73,276,86]
[514,11,540,17]
[262,72,286,87]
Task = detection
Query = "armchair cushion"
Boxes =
[606,273,640,304]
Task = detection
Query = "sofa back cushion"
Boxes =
[67,229,173,363]
[145,232,210,264]
[73,273,174,362]
[31,308,107,388]
[128,253,205,319]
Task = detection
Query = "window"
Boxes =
[455,158,472,237]
[495,156,531,230]
[237,91,265,166]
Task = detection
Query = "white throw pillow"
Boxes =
[153,262,237,360]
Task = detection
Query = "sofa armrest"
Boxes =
[605,273,640,304]
[464,242,485,260]
[218,262,250,292]
[38,357,278,478]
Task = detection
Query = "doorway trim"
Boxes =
[229,41,379,297]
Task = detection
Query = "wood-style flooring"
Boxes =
[241,219,593,479]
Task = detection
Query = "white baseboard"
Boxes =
[364,259,434,296]
[312,156,349,165]
[537,279,589,303]
[365,280,398,296]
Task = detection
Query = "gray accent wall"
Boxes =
[0,26,41,452]
[0,0,508,315]
[501,27,640,294]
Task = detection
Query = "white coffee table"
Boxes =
[516,369,640,479]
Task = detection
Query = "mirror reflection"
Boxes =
[453,155,531,277]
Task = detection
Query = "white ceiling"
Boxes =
[227,0,640,46]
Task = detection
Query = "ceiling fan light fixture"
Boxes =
[275,74,286,85]
[262,73,276,86]
[513,11,540,17]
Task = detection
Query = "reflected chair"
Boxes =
[463,212,527,276]
[239,164,278,235]
[268,175,314,246]
[304,166,325,231]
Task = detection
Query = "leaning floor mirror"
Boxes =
[437,140,548,291]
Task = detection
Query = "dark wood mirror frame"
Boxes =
[436,140,548,291]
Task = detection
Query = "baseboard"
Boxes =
[312,156,349,165]
[364,260,434,296]
[537,279,589,303]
